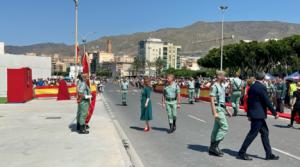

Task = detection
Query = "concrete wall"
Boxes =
[0,54,51,97]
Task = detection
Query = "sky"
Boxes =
[0,0,299,46]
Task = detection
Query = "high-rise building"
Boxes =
[138,38,181,76]
[163,42,181,70]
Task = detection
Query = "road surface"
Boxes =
[103,83,300,167]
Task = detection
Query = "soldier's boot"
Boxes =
[85,125,90,133]
[76,122,80,131]
[215,140,224,156]
[233,110,238,116]
[79,125,89,134]
[173,117,177,132]
[209,142,222,157]
[167,123,174,134]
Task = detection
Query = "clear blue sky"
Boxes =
[0,0,299,46]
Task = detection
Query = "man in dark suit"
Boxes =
[238,72,279,161]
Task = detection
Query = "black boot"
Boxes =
[215,140,224,156]
[84,125,90,133]
[167,123,174,134]
[79,125,89,134]
[173,117,177,132]
[209,142,222,157]
[76,123,80,131]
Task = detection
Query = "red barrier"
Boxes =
[7,68,33,103]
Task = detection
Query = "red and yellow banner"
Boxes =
[34,84,97,98]
[153,84,299,123]
[153,84,211,101]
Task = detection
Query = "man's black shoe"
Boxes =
[265,154,279,160]
[238,153,253,161]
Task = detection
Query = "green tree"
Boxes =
[132,57,144,76]
[155,57,165,76]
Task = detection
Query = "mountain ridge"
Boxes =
[5,21,300,57]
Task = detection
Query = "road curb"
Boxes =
[101,94,145,167]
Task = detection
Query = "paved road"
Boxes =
[103,83,300,167]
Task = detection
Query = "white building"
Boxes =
[180,56,200,71]
[69,66,83,78]
[162,43,181,70]
[138,38,181,76]
[0,42,51,97]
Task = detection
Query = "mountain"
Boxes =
[5,21,300,57]
[5,43,73,56]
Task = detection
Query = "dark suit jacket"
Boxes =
[247,81,277,119]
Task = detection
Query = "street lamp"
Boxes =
[74,0,79,81]
[80,32,96,54]
[220,5,228,71]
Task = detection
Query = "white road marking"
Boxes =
[188,114,206,123]
[272,147,300,161]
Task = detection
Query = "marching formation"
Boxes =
[113,71,300,161]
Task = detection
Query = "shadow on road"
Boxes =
[69,123,77,132]
[181,102,194,105]
[187,144,209,153]
[115,104,124,106]
[222,148,265,160]
[236,114,247,117]
[130,126,144,131]
[273,124,291,129]
[151,127,169,132]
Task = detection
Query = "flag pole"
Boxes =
[74,0,79,84]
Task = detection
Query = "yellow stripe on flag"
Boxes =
[35,88,58,95]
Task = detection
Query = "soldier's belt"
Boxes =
[166,97,177,101]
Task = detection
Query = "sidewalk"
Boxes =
[0,95,131,167]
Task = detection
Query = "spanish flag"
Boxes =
[82,52,89,74]
[81,52,96,124]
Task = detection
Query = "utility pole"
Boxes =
[74,0,79,81]
[220,5,228,71]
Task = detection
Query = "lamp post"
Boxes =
[81,32,96,54]
[74,0,79,81]
[220,5,228,71]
